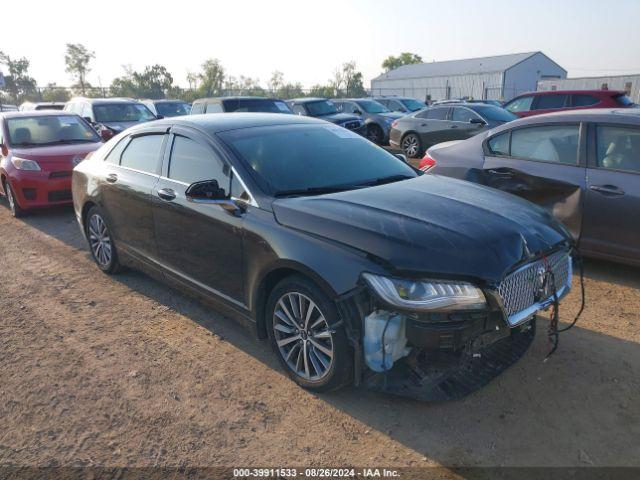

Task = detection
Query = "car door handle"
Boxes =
[487,168,514,178]
[420,123,427,127]
[450,125,459,129]
[589,184,625,196]
[157,188,176,201]
[106,173,118,183]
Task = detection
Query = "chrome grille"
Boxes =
[497,250,572,326]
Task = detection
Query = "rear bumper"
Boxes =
[6,170,72,209]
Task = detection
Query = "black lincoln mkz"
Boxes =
[72,113,574,400]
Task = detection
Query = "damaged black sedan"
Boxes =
[72,113,574,400]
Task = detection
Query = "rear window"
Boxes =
[533,94,568,110]
[614,94,635,106]
[222,99,291,113]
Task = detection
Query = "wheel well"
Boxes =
[81,201,96,229]
[254,268,300,339]
[0,174,5,191]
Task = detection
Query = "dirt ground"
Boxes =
[0,201,638,472]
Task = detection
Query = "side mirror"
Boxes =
[186,179,244,216]
[0,143,8,157]
[156,114,164,120]
[83,117,93,124]
[470,118,486,126]
[395,153,408,163]
[353,109,362,115]
[186,179,227,201]
[100,128,114,141]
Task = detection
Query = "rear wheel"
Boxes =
[266,275,352,392]
[401,133,423,158]
[4,181,26,218]
[366,124,384,145]
[85,206,121,274]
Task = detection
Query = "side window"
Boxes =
[419,108,448,120]
[81,103,92,119]
[571,94,599,107]
[340,102,354,114]
[205,102,223,114]
[487,132,510,156]
[533,94,568,110]
[168,135,228,186]
[120,134,164,173]
[596,125,640,174]
[104,136,130,164]
[191,102,205,114]
[389,100,402,111]
[511,125,579,165]
[505,96,533,113]
[292,104,306,115]
[452,107,480,123]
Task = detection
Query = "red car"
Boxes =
[503,89,635,117]
[0,111,103,217]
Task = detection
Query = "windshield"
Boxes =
[7,115,101,146]
[473,105,518,122]
[93,103,156,123]
[615,94,635,106]
[356,100,390,114]
[305,100,338,116]
[155,102,191,117]
[223,99,292,113]
[219,124,416,195]
[401,98,427,111]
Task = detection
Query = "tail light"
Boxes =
[391,120,399,129]
[419,153,437,172]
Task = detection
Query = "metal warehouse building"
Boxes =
[371,51,567,102]
[538,74,640,103]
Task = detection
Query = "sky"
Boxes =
[2,0,639,89]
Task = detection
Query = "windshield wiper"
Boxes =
[38,139,98,146]
[274,185,359,197]
[354,174,415,187]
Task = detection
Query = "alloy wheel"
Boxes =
[5,183,16,215]
[367,126,383,144]
[88,213,112,267]
[272,292,334,381]
[402,134,419,157]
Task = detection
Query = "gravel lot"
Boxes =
[0,201,638,471]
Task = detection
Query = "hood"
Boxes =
[315,112,361,124]
[380,112,404,120]
[100,120,146,133]
[11,142,102,162]
[272,176,571,284]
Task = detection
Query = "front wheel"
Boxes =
[266,275,352,392]
[85,206,122,274]
[4,181,27,218]
[401,133,423,158]
[366,124,384,145]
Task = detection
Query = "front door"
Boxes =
[152,127,244,304]
[482,123,587,239]
[450,106,489,141]
[582,123,640,263]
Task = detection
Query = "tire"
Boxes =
[401,133,423,158]
[4,180,26,218]
[366,124,384,145]
[266,275,353,392]
[84,205,122,274]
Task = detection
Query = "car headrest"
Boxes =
[12,127,32,144]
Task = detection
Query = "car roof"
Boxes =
[512,89,626,98]
[141,98,188,104]
[127,112,324,135]
[287,97,328,104]
[489,108,640,133]
[373,96,415,101]
[192,96,282,103]
[68,97,140,104]
[0,110,82,119]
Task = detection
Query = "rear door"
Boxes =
[529,93,570,116]
[99,129,167,260]
[152,126,244,303]
[481,123,587,239]
[581,123,640,262]
[414,107,454,147]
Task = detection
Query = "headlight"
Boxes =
[11,157,41,171]
[362,273,486,311]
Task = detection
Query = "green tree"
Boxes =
[133,64,174,98]
[342,61,365,97]
[0,51,37,103]
[65,43,95,95]
[309,84,335,98]
[41,83,70,102]
[197,58,225,97]
[381,52,423,72]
